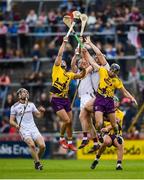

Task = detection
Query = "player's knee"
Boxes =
[64,117,71,124]
[96,120,103,128]
[29,143,36,150]
[103,139,111,146]
[39,143,46,151]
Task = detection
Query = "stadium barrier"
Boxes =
[0,141,51,158]
[77,139,144,160]
[0,134,143,160]
[0,134,75,159]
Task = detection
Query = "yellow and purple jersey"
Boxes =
[97,67,124,98]
[104,109,124,135]
[50,64,75,97]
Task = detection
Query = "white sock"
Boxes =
[68,141,72,144]
[83,137,88,140]
[60,137,65,141]
[94,142,98,146]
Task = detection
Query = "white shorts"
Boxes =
[80,94,94,110]
[19,126,42,141]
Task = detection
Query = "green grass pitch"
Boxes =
[0,159,144,179]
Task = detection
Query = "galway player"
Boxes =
[10,88,45,170]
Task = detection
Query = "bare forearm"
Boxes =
[89,56,99,70]
[71,54,78,73]
[123,90,134,99]
[10,119,18,128]
[121,88,137,105]
[89,42,102,55]
[58,42,66,56]
[55,42,66,65]
[74,69,86,79]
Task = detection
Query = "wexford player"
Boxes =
[50,36,86,151]
[10,88,45,170]
[82,48,137,140]
[91,96,124,170]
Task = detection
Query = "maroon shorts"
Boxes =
[94,93,115,114]
[51,97,71,112]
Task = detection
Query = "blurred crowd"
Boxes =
[0,0,144,137]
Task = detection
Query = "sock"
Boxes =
[35,161,40,165]
[95,154,100,161]
[117,160,122,165]
[60,136,65,141]
[93,138,98,145]
[68,137,72,144]
[82,132,88,140]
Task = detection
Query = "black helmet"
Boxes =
[110,63,120,74]
[16,88,29,99]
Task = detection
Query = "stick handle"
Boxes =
[66,21,76,37]
[73,33,84,48]
[71,80,81,108]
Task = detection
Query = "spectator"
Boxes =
[128,6,142,23]
[121,99,137,132]
[124,40,136,55]
[116,42,125,56]
[8,21,17,34]
[38,11,47,24]
[31,43,41,72]
[0,72,11,100]
[15,49,23,59]
[47,9,57,32]
[35,20,46,33]
[36,92,58,132]
[18,20,29,55]
[128,67,140,93]
[47,40,58,62]
[104,43,116,58]
[0,116,10,133]
[0,47,4,59]
[5,48,15,59]
[26,9,37,30]
[0,21,8,55]
[3,93,15,118]
[8,22,18,49]
[87,11,96,25]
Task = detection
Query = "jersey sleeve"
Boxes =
[52,64,61,72]
[103,63,110,70]
[31,103,39,113]
[10,106,16,116]
[99,67,106,75]
[69,72,76,80]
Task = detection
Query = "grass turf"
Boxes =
[0,159,144,179]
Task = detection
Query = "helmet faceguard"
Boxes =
[61,60,67,70]
[110,63,120,75]
[17,88,29,100]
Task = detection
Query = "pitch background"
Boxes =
[0,159,144,179]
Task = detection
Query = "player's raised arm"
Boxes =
[120,87,137,105]
[81,48,100,71]
[55,36,68,66]
[73,68,86,79]
[71,48,79,73]
[85,36,107,66]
